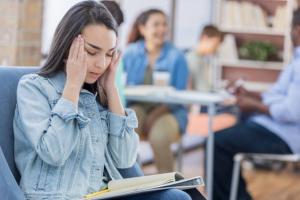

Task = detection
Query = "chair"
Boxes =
[0,146,26,199]
[0,66,143,196]
[0,66,38,181]
[229,153,300,200]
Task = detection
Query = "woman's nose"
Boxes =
[96,56,106,69]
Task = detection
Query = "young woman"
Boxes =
[13,1,191,200]
[123,9,189,173]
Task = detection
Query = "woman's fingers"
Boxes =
[68,37,77,61]
[78,36,85,63]
[114,50,121,64]
[73,35,81,60]
[83,51,88,70]
[68,35,87,65]
[110,50,121,69]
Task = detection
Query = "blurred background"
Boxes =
[2,1,300,199]
[1,0,299,91]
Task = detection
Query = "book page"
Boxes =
[84,176,204,200]
[108,172,184,191]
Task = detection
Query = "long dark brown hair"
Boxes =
[127,9,165,44]
[101,0,124,26]
[39,0,118,106]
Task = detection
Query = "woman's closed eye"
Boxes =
[86,49,114,57]
[86,50,96,56]
[106,49,117,58]
[106,52,114,57]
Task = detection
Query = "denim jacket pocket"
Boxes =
[99,111,109,135]
[36,162,49,191]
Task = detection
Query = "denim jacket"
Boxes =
[13,71,139,199]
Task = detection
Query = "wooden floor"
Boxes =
[142,147,300,200]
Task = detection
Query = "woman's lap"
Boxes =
[119,189,191,200]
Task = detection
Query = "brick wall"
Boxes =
[0,0,43,66]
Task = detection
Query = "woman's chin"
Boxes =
[84,78,98,84]
[153,40,164,47]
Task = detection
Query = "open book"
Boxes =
[83,172,204,200]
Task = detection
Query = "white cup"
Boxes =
[152,71,170,86]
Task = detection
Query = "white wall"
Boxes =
[120,0,212,50]
[174,0,212,50]
[119,0,172,49]
[42,0,212,54]
[42,0,82,55]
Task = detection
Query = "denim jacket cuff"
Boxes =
[108,108,138,136]
[51,97,90,128]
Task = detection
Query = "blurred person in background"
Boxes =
[210,8,300,200]
[101,0,126,106]
[123,9,189,173]
[185,25,223,92]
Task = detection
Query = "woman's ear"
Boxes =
[291,25,300,46]
[295,25,300,35]
[63,56,67,64]
[138,25,145,37]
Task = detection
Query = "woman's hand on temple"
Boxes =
[100,50,121,94]
[62,35,88,105]
[65,35,88,91]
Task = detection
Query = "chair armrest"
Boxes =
[234,153,300,163]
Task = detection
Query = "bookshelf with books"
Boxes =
[214,0,296,91]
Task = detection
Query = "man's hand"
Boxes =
[237,95,269,115]
[226,79,262,100]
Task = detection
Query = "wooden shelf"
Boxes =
[220,27,285,36]
[244,81,273,92]
[220,59,284,70]
[215,0,294,85]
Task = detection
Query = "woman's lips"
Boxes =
[89,72,101,78]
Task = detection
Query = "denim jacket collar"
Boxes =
[48,71,66,94]
[47,71,94,95]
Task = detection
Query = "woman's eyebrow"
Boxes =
[86,42,102,50]
[86,42,116,52]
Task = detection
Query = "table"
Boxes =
[125,85,234,200]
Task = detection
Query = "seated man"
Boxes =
[211,9,300,200]
[185,25,233,114]
[185,25,223,92]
